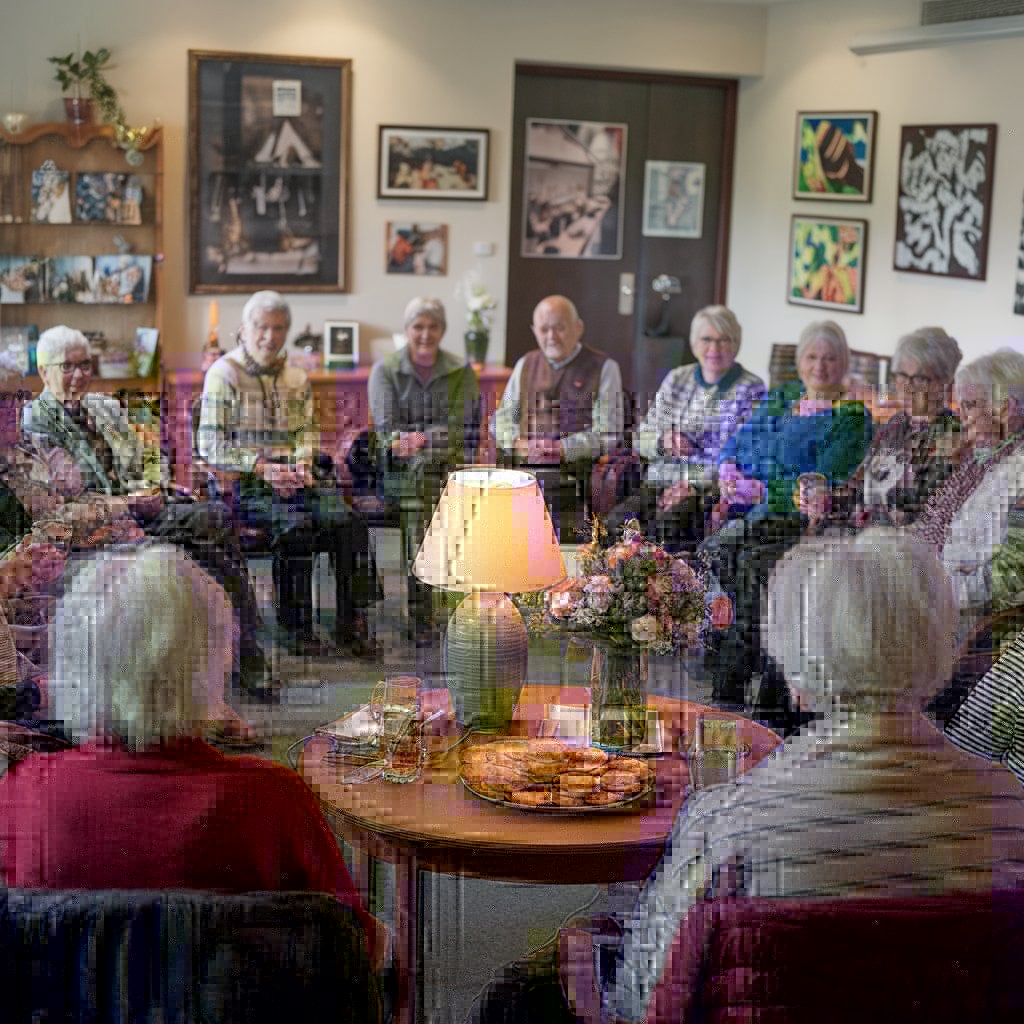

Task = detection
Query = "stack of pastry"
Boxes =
[460,738,652,809]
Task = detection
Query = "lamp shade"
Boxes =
[412,468,565,593]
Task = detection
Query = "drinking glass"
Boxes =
[686,713,742,791]
[380,675,423,784]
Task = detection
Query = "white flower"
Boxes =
[630,614,659,644]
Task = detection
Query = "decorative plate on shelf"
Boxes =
[459,738,655,813]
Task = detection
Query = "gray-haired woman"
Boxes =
[852,326,963,527]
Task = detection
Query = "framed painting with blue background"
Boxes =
[793,111,876,202]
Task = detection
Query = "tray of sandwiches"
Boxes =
[459,738,655,813]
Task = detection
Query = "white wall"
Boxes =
[730,0,1024,381]
[2,0,767,368]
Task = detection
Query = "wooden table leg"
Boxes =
[393,849,420,1024]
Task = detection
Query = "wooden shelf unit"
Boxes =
[0,121,163,365]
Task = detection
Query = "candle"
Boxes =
[208,299,219,331]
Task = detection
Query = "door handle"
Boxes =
[618,273,635,316]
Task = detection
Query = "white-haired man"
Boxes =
[493,294,623,538]
[199,290,379,656]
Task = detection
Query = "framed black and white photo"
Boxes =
[188,50,352,293]
[324,320,358,369]
[642,160,705,238]
[894,123,997,281]
[521,118,627,259]
[377,126,488,200]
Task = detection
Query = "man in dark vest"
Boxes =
[494,294,623,538]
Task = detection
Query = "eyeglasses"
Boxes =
[891,371,934,388]
[44,360,94,375]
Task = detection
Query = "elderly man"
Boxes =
[493,295,623,538]
[23,327,276,701]
[199,290,379,656]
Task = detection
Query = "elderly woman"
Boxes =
[697,320,872,711]
[912,349,1024,635]
[368,297,480,642]
[607,305,765,549]
[852,326,962,527]
[470,531,1024,1024]
[24,326,275,697]
[0,545,386,975]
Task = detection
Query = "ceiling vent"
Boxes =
[849,1,1024,54]
[922,0,1024,23]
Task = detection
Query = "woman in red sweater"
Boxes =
[0,544,384,964]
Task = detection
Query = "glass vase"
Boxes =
[589,645,649,751]
[464,328,490,366]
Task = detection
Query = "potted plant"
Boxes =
[48,48,125,127]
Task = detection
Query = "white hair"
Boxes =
[891,326,962,386]
[242,290,291,327]
[954,348,1024,411]
[690,305,742,350]
[36,326,91,368]
[796,320,849,381]
[51,545,234,748]
[764,528,957,710]
[404,296,447,330]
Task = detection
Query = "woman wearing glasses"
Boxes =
[852,326,963,527]
[24,326,279,703]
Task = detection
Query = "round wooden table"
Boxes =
[301,686,780,1024]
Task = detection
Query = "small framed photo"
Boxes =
[48,256,94,302]
[642,160,705,238]
[324,320,359,369]
[31,159,72,223]
[0,256,45,303]
[793,111,877,202]
[788,215,867,314]
[134,327,160,377]
[92,254,153,304]
[75,172,144,224]
[377,126,488,200]
[385,222,448,275]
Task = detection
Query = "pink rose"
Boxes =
[709,594,733,629]
[546,578,584,620]
[630,614,659,644]
[584,575,614,613]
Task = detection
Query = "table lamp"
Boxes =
[412,468,566,733]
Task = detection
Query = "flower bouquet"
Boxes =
[522,519,732,749]
[459,271,498,366]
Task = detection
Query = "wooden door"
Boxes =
[506,65,736,416]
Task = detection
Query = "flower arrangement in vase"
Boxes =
[459,271,497,367]
[521,518,733,749]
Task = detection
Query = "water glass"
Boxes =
[380,675,423,784]
[686,713,741,791]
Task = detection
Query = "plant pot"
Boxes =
[464,328,490,367]
[63,97,94,125]
[589,645,649,751]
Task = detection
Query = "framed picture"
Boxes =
[188,50,352,293]
[134,327,160,377]
[31,160,71,223]
[47,256,94,302]
[642,160,705,238]
[377,126,488,200]
[788,215,867,314]
[324,320,358,369]
[793,111,877,202]
[385,222,448,275]
[75,172,144,224]
[894,123,997,281]
[522,118,627,259]
[92,254,153,304]
[0,256,45,303]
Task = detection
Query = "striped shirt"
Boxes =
[609,719,1024,1022]
[634,362,766,488]
[948,630,1024,784]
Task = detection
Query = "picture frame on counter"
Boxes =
[324,320,358,369]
